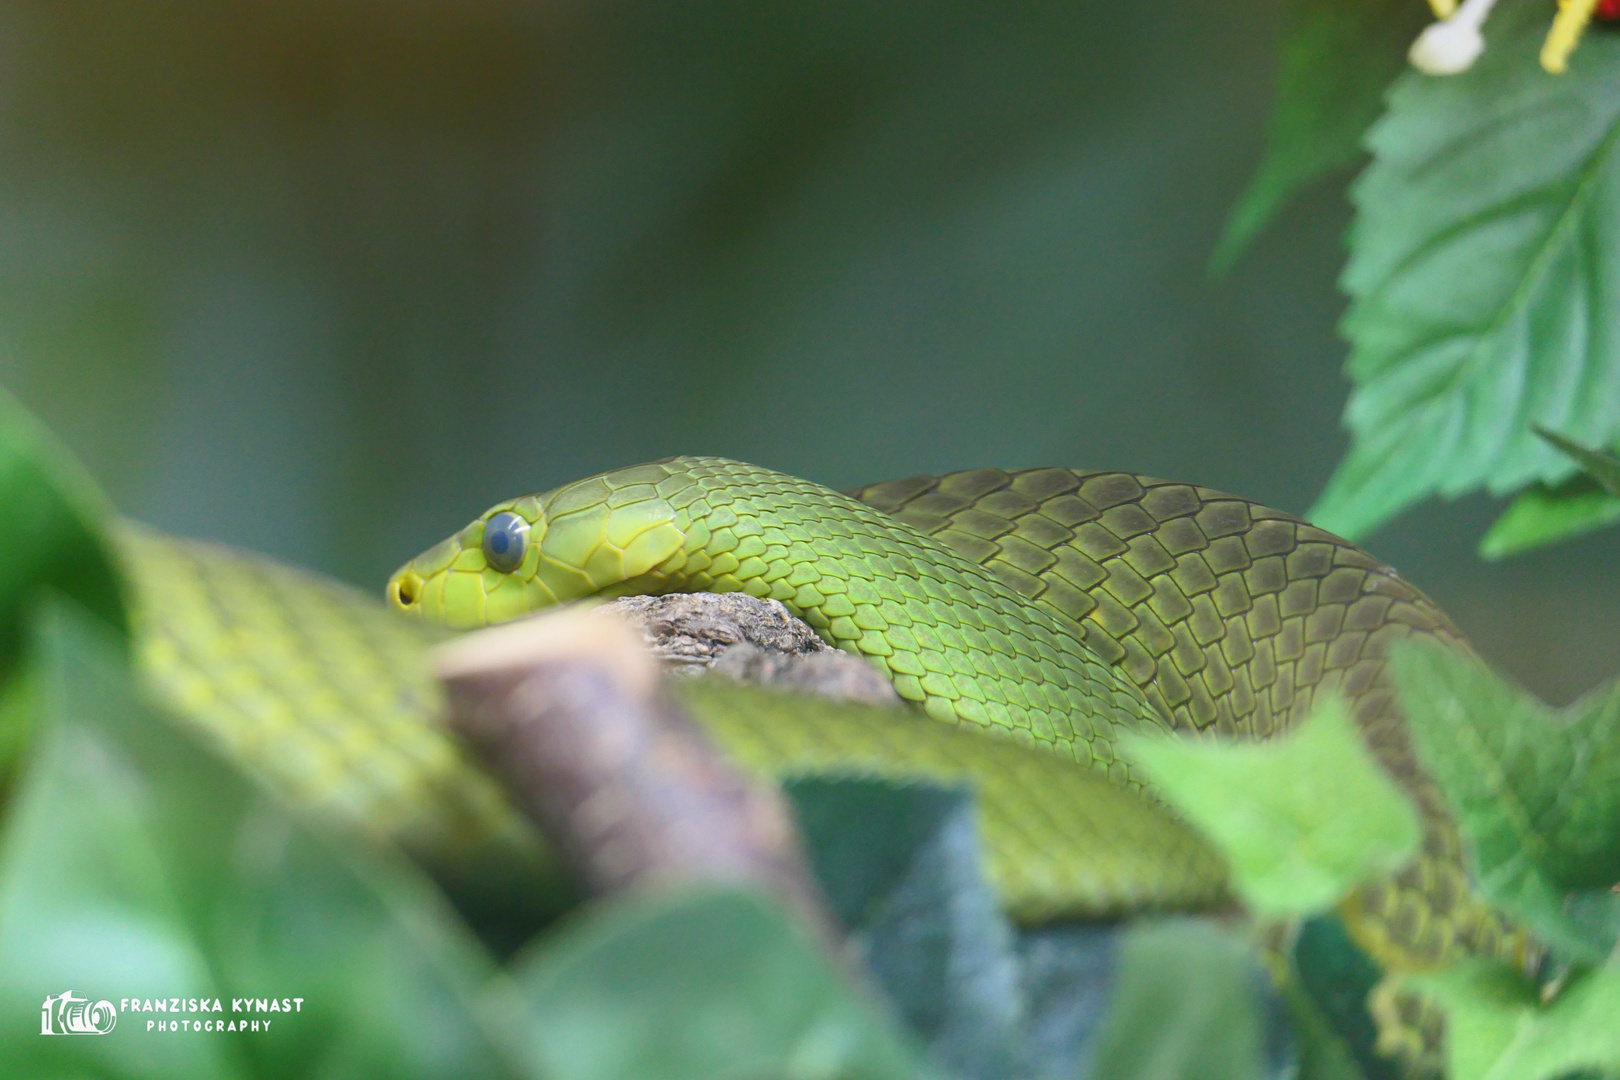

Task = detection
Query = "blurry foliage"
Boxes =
[0,386,127,794]
[1479,472,1620,561]
[1390,640,1620,964]
[1086,920,1281,1080]
[510,886,924,1080]
[1387,638,1620,1080]
[0,604,528,1080]
[1408,960,1620,1080]
[1125,696,1421,920]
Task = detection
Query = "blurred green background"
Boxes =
[0,0,1613,704]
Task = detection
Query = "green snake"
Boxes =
[120,456,1529,1058]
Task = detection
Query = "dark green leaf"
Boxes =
[789,778,1283,1080]
[1123,694,1421,918]
[1211,0,1425,274]
[1486,871,1620,966]
[510,884,927,1080]
[0,600,529,1080]
[1310,0,1620,540]
[0,386,126,679]
[1390,639,1620,963]
[1561,886,1620,958]
[787,778,1021,1080]
[1407,958,1620,1080]
[787,778,973,931]
[1015,924,1124,1080]
[1290,915,1395,1080]
[1284,987,1373,1080]
[1088,919,1277,1080]
[1535,425,1620,497]
[1479,474,1620,560]
[0,385,128,798]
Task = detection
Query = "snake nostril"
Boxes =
[395,572,421,607]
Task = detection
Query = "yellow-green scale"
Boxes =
[523,457,1166,784]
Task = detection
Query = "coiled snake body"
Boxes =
[122,456,1528,1063]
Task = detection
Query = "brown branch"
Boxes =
[434,607,839,945]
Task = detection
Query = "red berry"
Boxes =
[1599,0,1620,23]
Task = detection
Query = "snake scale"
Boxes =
[120,455,1530,1066]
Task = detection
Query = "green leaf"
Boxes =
[0,385,126,679]
[1016,924,1131,1079]
[1389,639,1620,962]
[0,600,531,1080]
[1123,693,1422,918]
[1087,919,1274,1080]
[1406,962,1538,1080]
[1310,0,1620,540]
[1290,915,1397,1080]
[510,885,927,1080]
[0,385,128,798]
[1408,959,1620,1080]
[791,778,1270,1080]
[788,778,979,931]
[1480,473,1620,560]
[1535,425,1620,496]
[787,778,1021,1080]
[1211,0,1425,274]
[1285,986,1373,1080]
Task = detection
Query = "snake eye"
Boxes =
[481,511,531,573]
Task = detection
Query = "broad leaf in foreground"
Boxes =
[0,602,530,1080]
[1389,639,1620,962]
[509,885,926,1080]
[788,778,1021,1080]
[1087,920,1278,1080]
[1311,0,1620,540]
[1211,0,1425,274]
[1123,695,1421,919]
[1289,916,1389,1080]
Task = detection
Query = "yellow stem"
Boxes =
[1543,0,1601,73]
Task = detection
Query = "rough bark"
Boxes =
[599,592,899,705]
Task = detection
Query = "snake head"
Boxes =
[387,494,553,630]
[386,464,689,631]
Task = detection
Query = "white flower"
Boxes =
[1408,0,1502,76]
[1409,18,1485,74]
